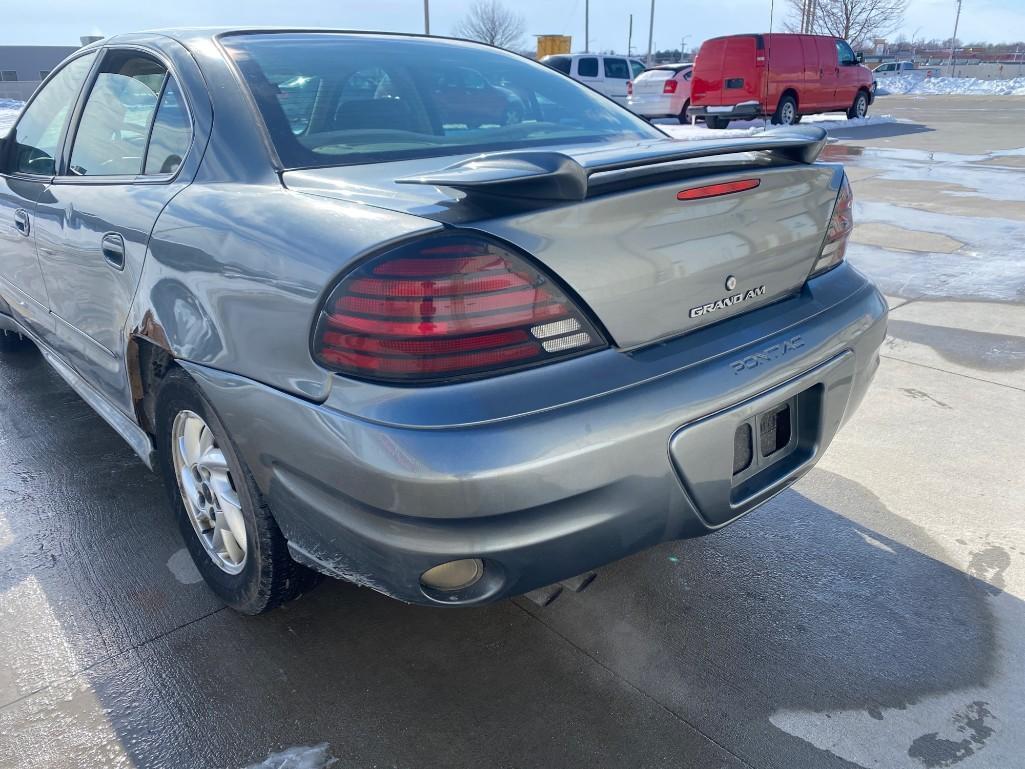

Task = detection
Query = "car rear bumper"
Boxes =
[183,264,886,606]
[627,94,678,117]
[687,101,762,120]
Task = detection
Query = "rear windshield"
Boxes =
[222,33,660,169]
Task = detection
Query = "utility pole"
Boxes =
[628,14,633,56]
[585,0,590,52]
[423,0,430,35]
[947,0,962,76]
[646,0,656,66]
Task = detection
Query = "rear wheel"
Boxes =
[677,99,691,124]
[848,90,869,120]
[705,116,730,129]
[156,369,317,613]
[771,95,798,126]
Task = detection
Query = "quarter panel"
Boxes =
[130,184,441,400]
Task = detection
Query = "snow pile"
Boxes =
[0,100,23,133]
[876,75,1025,96]
[658,113,897,141]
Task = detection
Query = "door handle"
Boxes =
[13,209,30,237]
[101,232,126,271]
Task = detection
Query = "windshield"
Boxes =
[222,33,661,169]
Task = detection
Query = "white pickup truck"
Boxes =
[873,61,942,77]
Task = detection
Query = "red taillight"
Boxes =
[313,234,607,383]
[626,80,633,96]
[663,79,678,94]
[810,175,853,277]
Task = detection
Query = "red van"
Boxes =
[687,33,875,128]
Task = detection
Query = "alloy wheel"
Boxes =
[171,410,248,574]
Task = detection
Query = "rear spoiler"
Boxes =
[396,126,827,202]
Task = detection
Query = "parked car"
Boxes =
[688,33,876,128]
[873,60,940,77]
[627,63,693,122]
[541,53,647,105]
[0,29,886,613]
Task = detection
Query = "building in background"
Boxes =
[0,37,98,100]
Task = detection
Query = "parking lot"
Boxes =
[1,94,1024,769]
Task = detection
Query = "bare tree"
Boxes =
[453,0,526,50]
[785,0,909,49]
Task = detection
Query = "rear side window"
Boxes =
[69,53,166,176]
[544,56,571,75]
[144,78,191,175]
[577,57,599,77]
[9,53,96,175]
[603,58,629,80]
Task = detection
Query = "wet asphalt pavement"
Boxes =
[2,95,1024,769]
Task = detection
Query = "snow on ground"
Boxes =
[0,100,23,133]
[876,75,1025,96]
[657,112,897,141]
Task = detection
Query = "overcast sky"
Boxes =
[6,0,1024,51]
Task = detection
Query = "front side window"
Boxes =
[223,34,659,169]
[836,40,856,66]
[603,58,629,80]
[69,52,166,176]
[9,52,96,175]
[577,57,599,77]
[144,77,191,175]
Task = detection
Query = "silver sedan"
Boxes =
[0,29,886,612]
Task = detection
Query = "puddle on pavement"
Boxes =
[243,743,337,769]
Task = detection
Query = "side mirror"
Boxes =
[856,52,865,64]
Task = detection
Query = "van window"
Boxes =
[629,60,646,79]
[836,40,856,66]
[577,57,599,77]
[603,58,630,80]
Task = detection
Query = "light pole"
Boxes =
[585,0,590,52]
[628,14,633,57]
[646,0,656,66]
[947,0,962,76]
[424,0,430,35]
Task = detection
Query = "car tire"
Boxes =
[771,95,798,126]
[705,116,730,129]
[155,368,318,614]
[0,329,33,354]
[677,99,691,124]
[848,91,869,120]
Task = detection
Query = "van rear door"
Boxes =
[690,37,727,107]
[721,35,760,106]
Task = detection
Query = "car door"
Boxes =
[0,51,97,337]
[602,57,632,104]
[833,39,862,109]
[32,47,194,409]
[815,37,841,109]
[574,56,602,93]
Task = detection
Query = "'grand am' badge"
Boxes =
[689,285,766,318]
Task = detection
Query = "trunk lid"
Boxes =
[633,70,675,95]
[284,132,840,349]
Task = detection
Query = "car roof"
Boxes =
[97,27,477,52]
